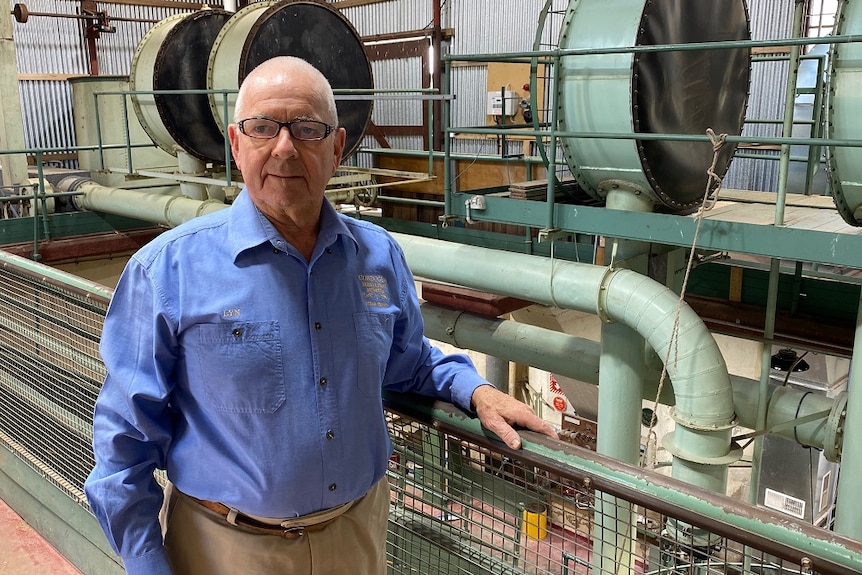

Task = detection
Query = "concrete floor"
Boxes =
[0,498,83,575]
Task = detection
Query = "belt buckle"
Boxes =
[282,526,305,539]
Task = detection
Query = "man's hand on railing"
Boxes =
[470,384,558,450]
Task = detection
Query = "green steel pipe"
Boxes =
[393,234,738,494]
[375,195,444,207]
[597,190,651,466]
[442,33,862,63]
[595,322,642,575]
[0,249,113,302]
[443,127,862,148]
[775,1,806,226]
[593,188,652,574]
[358,147,541,162]
[421,303,843,455]
[61,177,228,228]
[545,55,562,231]
[834,289,862,538]
[421,302,845,456]
[596,322,644,465]
[750,259,782,509]
[442,60,453,218]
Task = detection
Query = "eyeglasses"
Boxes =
[237,117,334,141]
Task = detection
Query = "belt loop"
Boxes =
[226,508,239,526]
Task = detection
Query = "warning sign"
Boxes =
[549,374,564,395]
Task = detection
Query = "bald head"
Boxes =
[233,56,339,127]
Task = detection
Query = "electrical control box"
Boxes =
[487,90,519,116]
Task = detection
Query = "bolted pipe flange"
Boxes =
[595,266,619,324]
[668,406,739,432]
[823,390,847,463]
[661,431,744,466]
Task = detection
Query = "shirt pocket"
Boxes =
[195,321,285,413]
[353,312,394,397]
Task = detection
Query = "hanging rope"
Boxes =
[640,128,728,468]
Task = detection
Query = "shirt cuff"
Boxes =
[122,547,172,575]
[451,373,493,414]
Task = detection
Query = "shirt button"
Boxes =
[329,483,337,491]
[314,322,322,330]
[326,430,334,440]
[232,328,242,337]
[319,377,327,387]
[326,248,333,254]
[273,248,279,254]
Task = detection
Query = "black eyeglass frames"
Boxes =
[237,117,334,141]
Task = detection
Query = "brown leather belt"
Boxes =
[188,497,340,540]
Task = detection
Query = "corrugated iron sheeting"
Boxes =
[91,4,179,76]
[12,0,89,75]
[339,0,433,37]
[11,0,204,154]
[447,0,548,56]
[724,0,796,193]
[371,57,425,128]
[19,81,75,153]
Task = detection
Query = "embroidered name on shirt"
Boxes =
[359,274,390,308]
[222,308,241,318]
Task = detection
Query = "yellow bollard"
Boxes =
[521,502,548,540]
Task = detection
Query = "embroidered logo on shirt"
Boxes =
[222,308,241,318]
[359,274,390,308]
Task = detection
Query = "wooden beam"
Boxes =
[18,73,90,81]
[86,0,203,9]
[332,0,395,8]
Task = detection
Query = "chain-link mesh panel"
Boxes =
[0,262,107,507]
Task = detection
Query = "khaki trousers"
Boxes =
[162,477,390,575]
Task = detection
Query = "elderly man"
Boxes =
[85,55,556,575]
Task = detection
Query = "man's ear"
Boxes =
[332,127,347,174]
[227,123,242,171]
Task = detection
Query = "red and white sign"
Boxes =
[549,374,564,395]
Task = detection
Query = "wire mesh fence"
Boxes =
[384,397,862,575]
[1,250,861,574]
[0,258,107,505]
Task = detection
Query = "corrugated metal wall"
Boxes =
[9,0,808,194]
[723,0,796,193]
[11,0,212,163]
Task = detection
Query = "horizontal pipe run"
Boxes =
[61,178,228,229]
[421,303,841,457]
[0,249,113,303]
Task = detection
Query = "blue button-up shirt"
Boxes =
[84,191,488,574]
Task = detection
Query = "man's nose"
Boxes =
[271,126,299,157]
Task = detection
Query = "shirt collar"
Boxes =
[226,189,359,261]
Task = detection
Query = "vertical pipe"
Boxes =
[484,356,510,394]
[805,54,827,196]
[593,321,644,575]
[834,289,862,538]
[177,151,208,200]
[0,4,29,187]
[544,55,562,230]
[592,187,651,575]
[750,258,782,505]
[775,1,806,225]
[744,258,781,575]
[442,60,453,218]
